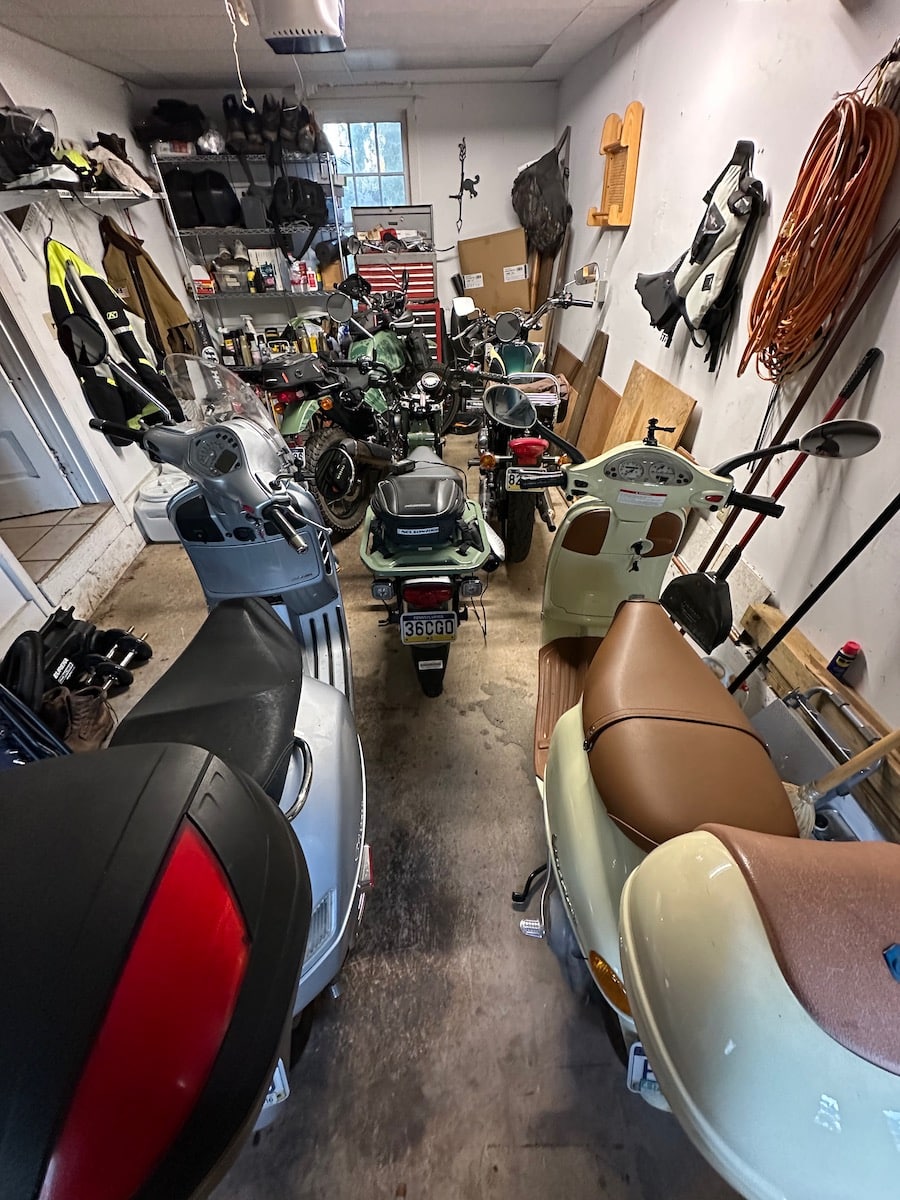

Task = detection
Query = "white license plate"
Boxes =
[400,611,458,644]
[626,1041,661,1098]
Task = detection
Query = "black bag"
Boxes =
[133,98,206,149]
[511,130,572,257]
[162,167,202,227]
[269,174,328,227]
[192,168,242,227]
[0,107,56,185]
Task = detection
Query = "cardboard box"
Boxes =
[457,228,531,315]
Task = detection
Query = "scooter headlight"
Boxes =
[371,579,394,601]
[460,577,484,598]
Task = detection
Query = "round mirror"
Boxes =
[314,442,357,501]
[57,314,108,368]
[345,234,361,255]
[575,262,600,286]
[494,312,523,344]
[798,419,881,459]
[326,291,353,322]
[482,384,536,431]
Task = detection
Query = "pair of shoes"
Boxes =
[213,240,250,267]
[223,94,265,153]
[40,685,115,753]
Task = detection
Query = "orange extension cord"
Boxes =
[739,93,899,382]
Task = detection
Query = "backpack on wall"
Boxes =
[511,129,572,257]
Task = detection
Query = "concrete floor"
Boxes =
[93,436,737,1200]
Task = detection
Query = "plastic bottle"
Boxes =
[289,258,306,294]
[827,641,861,681]
[242,316,262,365]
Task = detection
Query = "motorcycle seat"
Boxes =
[112,597,302,802]
[703,825,900,1076]
[581,599,797,851]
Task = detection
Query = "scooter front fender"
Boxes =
[543,704,645,1018]
[281,675,367,1014]
[621,830,900,1200]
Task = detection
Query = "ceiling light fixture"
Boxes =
[250,0,346,54]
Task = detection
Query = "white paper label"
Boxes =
[617,489,668,508]
[463,272,484,289]
[503,263,528,283]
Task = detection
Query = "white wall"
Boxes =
[0,28,192,504]
[554,0,900,722]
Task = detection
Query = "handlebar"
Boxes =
[728,491,785,518]
[567,299,594,309]
[266,504,309,554]
[515,468,568,490]
[89,418,146,446]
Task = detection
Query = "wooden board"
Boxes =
[741,603,900,842]
[556,385,579,442]
[602,361,695,452]
[577,379,621,459]
[567,330,609,443]
[551,343,581,382]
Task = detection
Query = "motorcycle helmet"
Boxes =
[0,741,311,1200]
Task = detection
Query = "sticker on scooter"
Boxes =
[626,1042,661,1097]
[617,488,667,507]
[417,659,444,670]
[263,1058,290,1108]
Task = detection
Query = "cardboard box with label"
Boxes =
[457,228,531,315]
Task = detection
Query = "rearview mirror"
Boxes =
[482,384,536,431]
[326,291,353,322]
[344,234,361,256]
[798,419,881,459]
[494,312,523,345]
[57,314,108,368]
[574,262,600,286]
[452,296,477,319]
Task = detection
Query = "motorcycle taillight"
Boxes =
[402,582,454,608]
[509,436,549,468]
[40,825,249,1200]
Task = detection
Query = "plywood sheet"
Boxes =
[602,361,695,451]
[567,330,609,443]
[552,344,581,381]
[577,379,621,460]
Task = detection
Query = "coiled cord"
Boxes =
[740,86,899,382]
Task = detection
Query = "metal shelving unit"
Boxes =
[151,150,348,337]
[0,188,160,215]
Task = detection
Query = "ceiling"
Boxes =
[0,0,649,90]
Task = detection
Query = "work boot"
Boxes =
[39,686,72,741]
[66,686,115,753]
[262,94,281,144]
[223,94,247,153]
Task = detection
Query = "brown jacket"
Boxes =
[100,216,197,359]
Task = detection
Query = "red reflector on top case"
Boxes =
[40,825,250,1200]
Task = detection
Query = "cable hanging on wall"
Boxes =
[739,42,900,383]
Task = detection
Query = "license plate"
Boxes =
[399,611,458,644]
[626,1041,661,1098]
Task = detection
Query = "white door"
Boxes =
[0,366,78,518]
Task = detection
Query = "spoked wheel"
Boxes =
[304,426,372,542]
[440,384,463,435]
[503,490,537,564]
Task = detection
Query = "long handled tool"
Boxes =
[662,350,882,650]
[728,485,900,694]
[698,225,900,573]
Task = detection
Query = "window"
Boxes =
[323,120,408,224]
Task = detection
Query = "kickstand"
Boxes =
[512,862,548,907]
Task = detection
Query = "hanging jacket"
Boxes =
[635,141,765,371]
[99,216,197,360]
[45,237,182,439]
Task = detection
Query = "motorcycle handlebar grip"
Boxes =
[267,506,308,553]
[519,470,567,490]
[569,299,594,308]
[728,491,785,518]
[88,418,145,445]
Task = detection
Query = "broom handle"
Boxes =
[806,728,900,799]
[698,228,900,572]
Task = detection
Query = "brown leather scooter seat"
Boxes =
[582,600,797,851]
[705,824,900,1076]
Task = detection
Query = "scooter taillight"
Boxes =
[40,825,249,1200]
[402,582,454,609]
[509,437,549,467]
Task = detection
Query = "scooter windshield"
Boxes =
[164,354,281,436]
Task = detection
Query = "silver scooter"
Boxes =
[67,320,371,1129]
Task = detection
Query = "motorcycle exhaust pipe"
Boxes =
[340,438,395,470]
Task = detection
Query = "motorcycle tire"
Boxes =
[503,490,537,564]
[304,425,371,542]
[440,384,462,436]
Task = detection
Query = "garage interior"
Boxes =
[0,3,898,1199]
